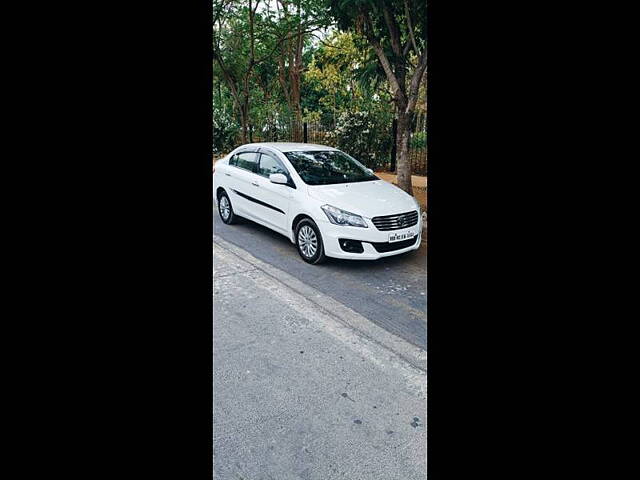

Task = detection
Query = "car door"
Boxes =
[250,150,294,232]
[226,150,259,216]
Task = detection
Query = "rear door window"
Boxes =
[234,152,258,173]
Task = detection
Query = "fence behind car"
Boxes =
[234,117,426,176]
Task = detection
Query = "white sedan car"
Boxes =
[213,143,422,264]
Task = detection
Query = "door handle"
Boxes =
[225,173,231,176]
[251,181,260,187]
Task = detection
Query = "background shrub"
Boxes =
[324,111,392,170]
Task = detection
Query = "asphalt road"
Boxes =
[214,213,427,349]
[214,244,426,480]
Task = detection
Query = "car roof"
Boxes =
[238,142,338,153]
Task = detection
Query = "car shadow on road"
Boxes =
[323,246,425,270]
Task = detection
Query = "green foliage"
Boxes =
[303,31,393,125]
[212,0,427,170]
[325,110,392,170]
[411,131,426,149]
[327,0,427,44]
[213,106,239,154]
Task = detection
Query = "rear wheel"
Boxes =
[217,191,238,224]
[295,219,326,264]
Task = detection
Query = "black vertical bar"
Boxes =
[303,122,308,143]
[390,118,397,172]
[249,124,253,143]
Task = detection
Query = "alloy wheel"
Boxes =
[298,225,317,258]
[219,195,230,221]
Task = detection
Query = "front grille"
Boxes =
[371,210,419,231]
[370,236,418,253]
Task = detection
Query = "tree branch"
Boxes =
[381,2,403,57]
[360,10,406,108]
[405,46,427,114]
[402,39,411,57]
[212,0,233,27]
[213,50,240,106]
[404,0,419,56]
[254,27,318,65]
[247,0,262,71]
[309,33,341,49]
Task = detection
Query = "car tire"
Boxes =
[217,191,238,224]
[295,218,326,264]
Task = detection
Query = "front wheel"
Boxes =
[295,219,326,264]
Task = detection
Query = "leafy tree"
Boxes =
[325,110,393,169]
[305,31,392,124]
[212,0,427,179]
[214,0,328,144]
[213,0,263,143]
[213,104,240,154]
[328,0,427,194]
[265,0,329,140]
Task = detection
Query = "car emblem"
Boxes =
[398,216,407,227]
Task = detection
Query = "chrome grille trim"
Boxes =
[371,210,419,231]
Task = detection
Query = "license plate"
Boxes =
[388,230,416,243]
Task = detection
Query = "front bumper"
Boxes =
[317,215,422,260]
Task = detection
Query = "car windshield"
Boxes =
[284,150,378,186]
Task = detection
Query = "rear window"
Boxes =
[233,152,258,172]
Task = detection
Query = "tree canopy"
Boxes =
[213,0,427,187]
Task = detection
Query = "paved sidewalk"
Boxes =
[214,241,426,480]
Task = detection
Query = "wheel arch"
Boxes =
[290,213,316,242]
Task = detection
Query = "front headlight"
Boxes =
[321,205,368,228]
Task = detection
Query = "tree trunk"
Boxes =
[292,0,303,141]
[239,99,249,144]
[290,71,302,141]
[357,7,427,194]
[395,112,413,196]
[276,0,305,142]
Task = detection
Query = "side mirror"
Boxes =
[269,173,288,185]
[366,168,374,174]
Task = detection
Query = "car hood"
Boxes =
[307,180,417,218]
